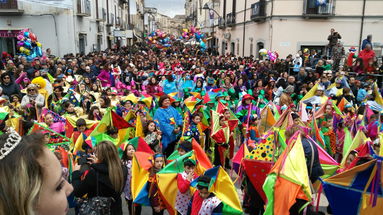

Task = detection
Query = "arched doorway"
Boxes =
[256,42,264,58]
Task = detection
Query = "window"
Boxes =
[303,0,334,16]
[0,0,18,9]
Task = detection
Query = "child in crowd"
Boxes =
[187,175,223,215]
[144,120,162,153]
[122,144,142,215]
[175,158,197,215]
[177,140,193,156]
[184,113,201,143]
[148,154,166,215]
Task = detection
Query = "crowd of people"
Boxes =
[0,31,382,215]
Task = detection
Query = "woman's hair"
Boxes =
[95,141,124,192]
[0,133,45,215]
[87,106,100,120]
[121,143,136,162]
[100,95,111,108]
[158,95,169,107]
[144,120,156,136]
[63,101,73,110]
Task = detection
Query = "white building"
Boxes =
[215,0,383,58]
[0,0,132,57]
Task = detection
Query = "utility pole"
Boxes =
[358,0,366,52]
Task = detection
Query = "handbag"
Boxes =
[78,169,114,215]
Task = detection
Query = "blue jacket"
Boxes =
[362,39,372,50]
[154,106,183,150]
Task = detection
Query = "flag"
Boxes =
[64,115,98,139]
[156,151,196,215]
[232,143,250,173]
[190,166,243,215]
[87,108,132,147]
[337,97,348,112]
[246,130,275,162]
[184,96,200,112]
[301,83,318,102]
[167,139,212,175]
[29,122,71,147]
[373,82,383,106]
[131,152,153,206]
[322,160,383,215]
[258,106,276,134]
[124,93,138,104]
[263,134,311,215]
[135,114,145,138]
[340,130,367,167]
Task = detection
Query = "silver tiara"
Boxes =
[0,128,22,160]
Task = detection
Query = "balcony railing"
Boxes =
[251,0,266,22]
[303,0,334,18]
[77,0,91,17]
[0,0,24,15]
[226,13,235,26]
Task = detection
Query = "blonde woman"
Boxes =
[0,132,73,215]
[72,140,126,215]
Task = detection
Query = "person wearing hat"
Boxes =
[21,84,45,110]
[187,175,223,215]
[154,95,183,157]
[236,94,258,123]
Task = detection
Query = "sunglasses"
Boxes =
[28,89,35,92]
[3,77,10,79]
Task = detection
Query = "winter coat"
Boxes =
[72,162,127,215]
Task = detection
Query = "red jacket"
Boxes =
[359,49,375,69]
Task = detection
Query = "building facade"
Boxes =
[215,0,383,58]
[0,0,134,57]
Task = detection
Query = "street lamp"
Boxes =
[203,3,222,55]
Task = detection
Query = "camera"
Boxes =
[78,154,90,165]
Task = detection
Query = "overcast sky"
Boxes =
[145,0,185,17]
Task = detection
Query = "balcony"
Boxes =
[106,13,115,26]
[303,0,335,18]
[251,0,266,22]
[77,0,91,17]
[226,13,235,27]
[0,0,24,16]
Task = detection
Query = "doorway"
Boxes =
[79,34,86,54]
[256,42,264,58]
[230,42,235,55]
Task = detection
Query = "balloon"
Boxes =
[17,35,24,41]
[259,49,268,56]
[148,37,153,41]
[23,49,31,55]
[36,47,43,57]
[19,47,25,52]
[24,42,32,49]
[183,28,188,33]
[17,42,24,47]
[24,31,30,38]
[29,33,37,41]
